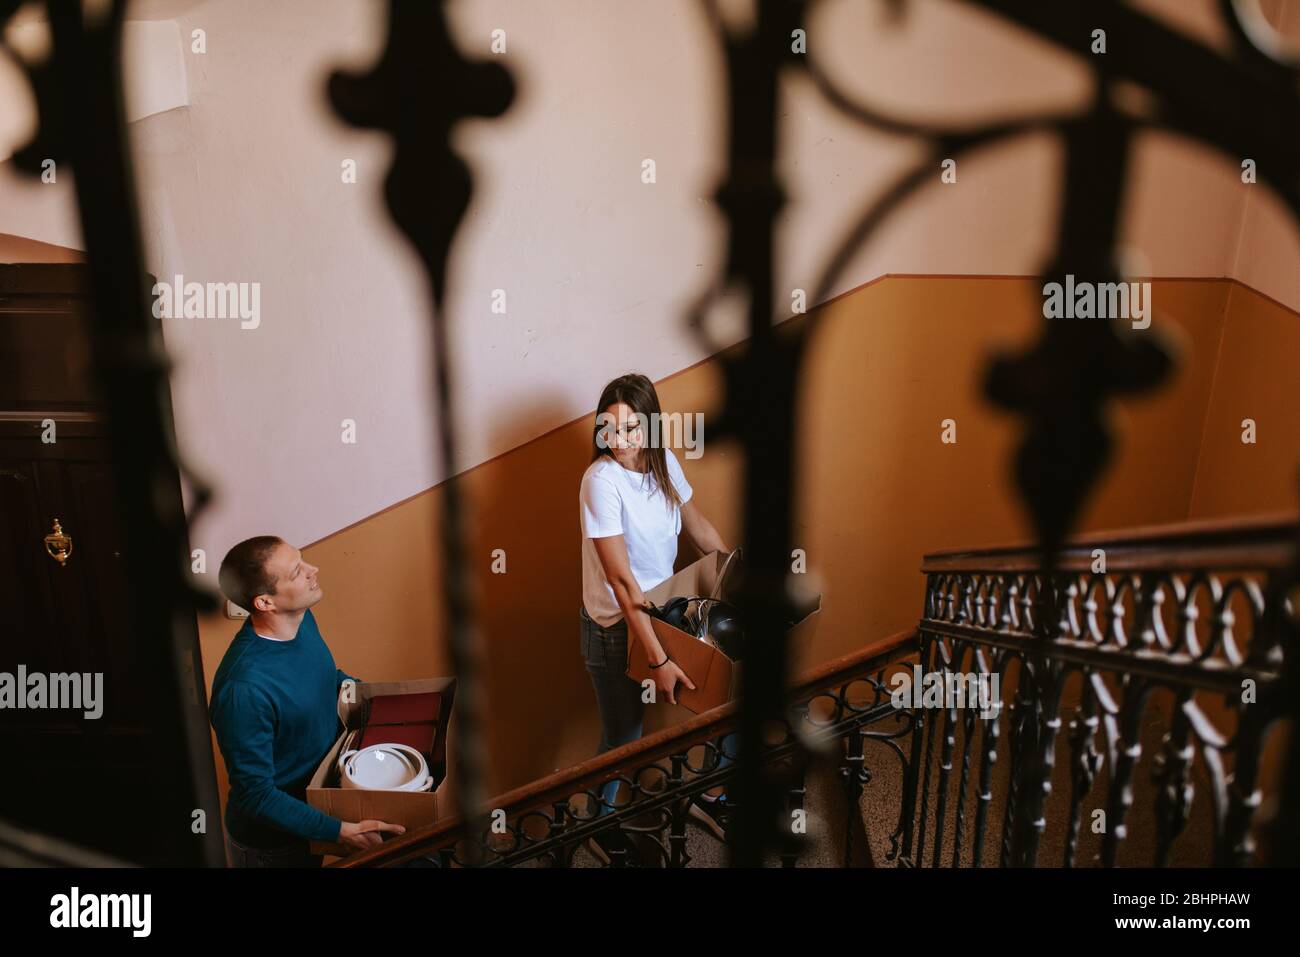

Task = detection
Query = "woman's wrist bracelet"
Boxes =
[649,655,672,669]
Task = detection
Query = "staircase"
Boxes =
[335,515,1299,868]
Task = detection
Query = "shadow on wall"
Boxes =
[468,396,601,788]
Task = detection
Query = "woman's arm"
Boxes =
[591,534,696,705]
[681,499,728,555]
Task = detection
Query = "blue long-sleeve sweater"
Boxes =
[210,609,357,847]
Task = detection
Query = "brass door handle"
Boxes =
[44,518,73,566]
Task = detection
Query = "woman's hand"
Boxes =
[652,659,696,705]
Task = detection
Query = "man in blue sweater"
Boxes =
[211,535,405,866]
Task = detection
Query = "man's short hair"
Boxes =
[218,536,284,612]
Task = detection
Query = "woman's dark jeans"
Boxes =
[580,607,736,814]
[581,606,644,813]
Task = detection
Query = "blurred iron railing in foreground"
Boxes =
[0,820,131,868]
[0,0,223,864]
[340,517,1295,868]
[325,0,515,863]
[2,0,1298,865]
[685,0,1300,863]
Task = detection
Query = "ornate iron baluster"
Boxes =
[915,635,941,865]
[1152,692,1196,866]
[325,0,515,857]
[999,675,1029,868]
[667,753,691,868]
[1063,686,1103,867]
[898,664,927,867]
[967,648,1003,868]
[951,664,977,867]
[1100,677,1152,866]
[1258,558,1299,864]
[689,0,809,866]
[931,669,958,867]
[839,717,867,867]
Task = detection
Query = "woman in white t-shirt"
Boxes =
[579,373,731,860]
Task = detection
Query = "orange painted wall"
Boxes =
[1188,282,1300,518]
[198,274,1254,809]
[0,233,83,263]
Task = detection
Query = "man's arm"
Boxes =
[212,680,343,844]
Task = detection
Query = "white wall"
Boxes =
[0,0,1294,568]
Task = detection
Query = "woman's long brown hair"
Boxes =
[590,373,683,510]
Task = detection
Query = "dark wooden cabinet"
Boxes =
[0,264,217,865]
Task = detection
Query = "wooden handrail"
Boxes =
[332,627,918,867]
[922,512,1299,573]
[336,516,1299,868]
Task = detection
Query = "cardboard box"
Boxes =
[626,550,822,714]
[306,677,456,857]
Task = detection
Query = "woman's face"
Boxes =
[601,401,645,470]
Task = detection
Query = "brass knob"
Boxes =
[44,519,73,566]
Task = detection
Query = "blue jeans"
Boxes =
[580,608,737,811]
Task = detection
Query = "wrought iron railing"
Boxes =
[339,516,1295,868]
[913,514,1296,868]
[333,629,917,868]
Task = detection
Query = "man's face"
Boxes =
[253,542,322,614]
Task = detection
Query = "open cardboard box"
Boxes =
[626,550,822,714]
[306,677,456,857]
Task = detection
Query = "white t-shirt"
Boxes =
[580,449,693,627]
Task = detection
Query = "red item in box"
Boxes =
[358,691,443,760]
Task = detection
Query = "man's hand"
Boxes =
[653,659,695,705]
[339,819,406,851]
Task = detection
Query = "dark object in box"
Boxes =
[358,691,445,766]
[648,597,748,660]
[628,550,822,714]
